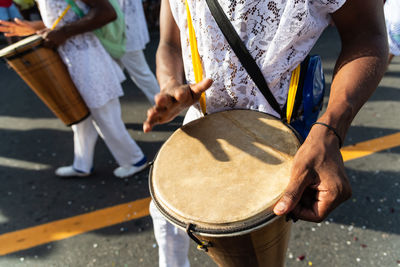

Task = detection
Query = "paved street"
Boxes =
[0,27,399,267]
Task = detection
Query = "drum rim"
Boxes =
[150,171,283,237]
[0,35,43,59]
[149,109,301,236]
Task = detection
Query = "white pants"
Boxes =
[71,98,144,173]
[150,107,205,267]
[120,50,160,105]
[150,201,190,267]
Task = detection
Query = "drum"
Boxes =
[150,110,302,267]
[0,35,89,126]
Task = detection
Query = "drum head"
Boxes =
[0,35,43,58]
[150,110,301,234]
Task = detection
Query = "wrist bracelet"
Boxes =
[311,122,343,148]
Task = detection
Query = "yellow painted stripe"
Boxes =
[341,132,400,162]
[0,197,151,256]
[0,132,399,256]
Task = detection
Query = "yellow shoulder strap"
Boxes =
[185,0,207,115]
[286,64,301,122]
[51,5,71,30]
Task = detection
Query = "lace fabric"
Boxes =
[384,0,400,56]
[118,0,150,52]
[37,0,125,108]
[169,0,346,117]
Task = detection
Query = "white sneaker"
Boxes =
[114,156,148,178]
[55,166,91,177]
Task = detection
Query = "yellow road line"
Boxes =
[341,132,400,162]
[0,132,399,256]
[0,197,151,256]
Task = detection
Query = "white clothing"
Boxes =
[37,0,125,108]
[150,201,190,267]
[150,109,203,267]
[36,0,144,173]
[120,50,160,104]
[384,0,400,56]
[169,0,346,117]
[72,98,144,173]
[152,0,347,266]
[118,0,150,52]
[116,0,160,104]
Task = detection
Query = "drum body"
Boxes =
[0,35,89,126]
[150,110,301,267]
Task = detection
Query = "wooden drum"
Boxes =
[0,35,89,126]
[150,110,302,267]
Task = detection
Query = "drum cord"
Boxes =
[186,224,212,252]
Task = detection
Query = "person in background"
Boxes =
[384,0,400,64]
[12,0,40,21]
[118,0,160,104]
[0,0,148,179]
[143,0,388,266]
[0,0,22,43]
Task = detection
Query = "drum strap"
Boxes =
[186,224,212,252]
[203,0,284,117]
[51,4,71,30]
[185,0,207,115]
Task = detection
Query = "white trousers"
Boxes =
[150,108,205,267]
[150,201,190,267]
[120,50,160,105]
[71,98,144,173]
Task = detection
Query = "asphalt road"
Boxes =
[0,26,399,267]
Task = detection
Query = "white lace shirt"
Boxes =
[170,0,346,118]
[118,0,150,52]
[37,0,125,108]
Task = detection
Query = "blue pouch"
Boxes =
[286,55,326,140]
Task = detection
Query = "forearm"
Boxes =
[319,0,388,141]
[156,39,185,92]
[59,2,116,39]
[31,20,46,31]
[319,35,388,140]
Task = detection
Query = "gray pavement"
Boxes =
[0,27,399,267]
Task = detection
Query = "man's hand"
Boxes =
[38,28,68,49]
[143,78,213,133]
[273,124,352,222]
[0,19,41,37]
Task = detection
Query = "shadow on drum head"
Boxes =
[180,110,299,165]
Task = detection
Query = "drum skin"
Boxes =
[150,110,301,267]
[0,35,89,126]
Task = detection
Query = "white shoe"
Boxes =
[55,166,91,177]
[114,156,148,178]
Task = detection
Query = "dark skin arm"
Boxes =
[0,0,116,48]
[273,0,388,222]
[40,0,117,48]
[143,0,213,133]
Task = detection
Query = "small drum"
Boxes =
[0,35,89,126]
[150,110,302,267]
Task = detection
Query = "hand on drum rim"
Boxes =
[143,78,213,133]
[0,19,42,37]
[273,123,352,223]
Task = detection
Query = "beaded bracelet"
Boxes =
[311,122,343,148]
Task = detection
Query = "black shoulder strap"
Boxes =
[204,0,283,117]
